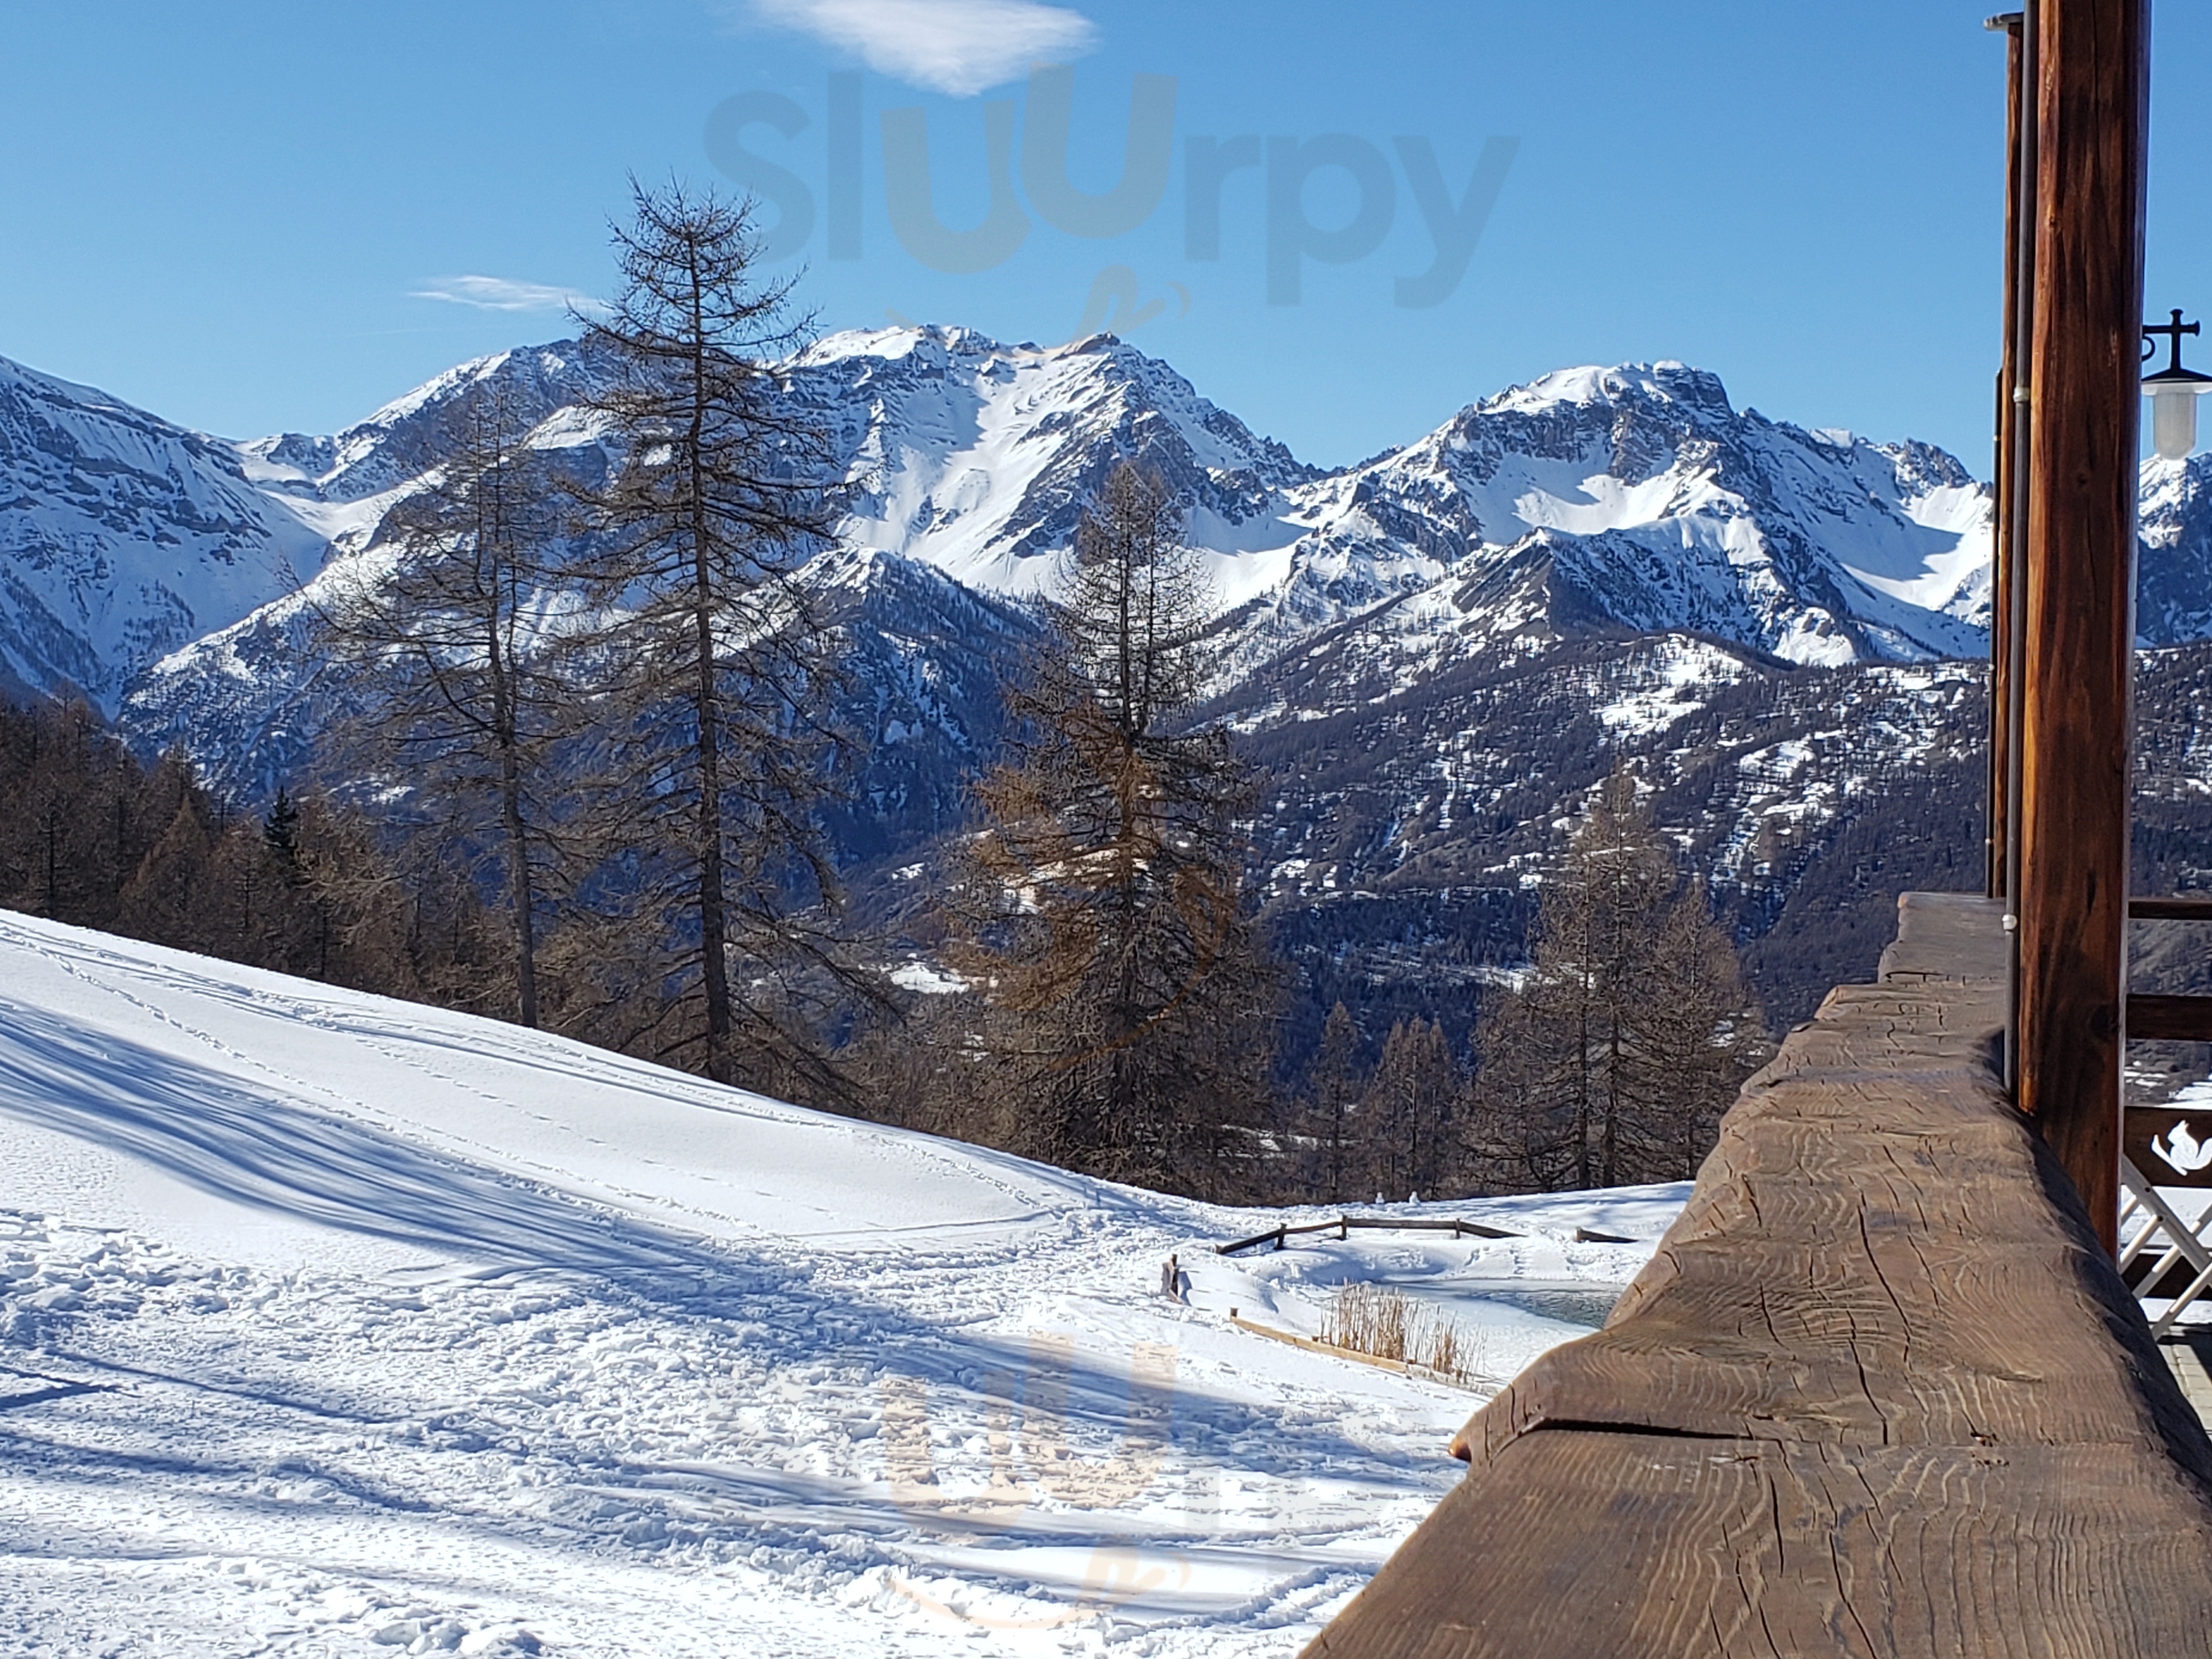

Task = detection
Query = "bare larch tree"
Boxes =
[1304,1000,1364,1204]
[313,377,568,1026]
[565,177,849,1087]
[1358,1015,1460,1201]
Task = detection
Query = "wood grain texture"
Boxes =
[2015,0,2148,1255]
[1306,1435,2212,1659]
[2124,994,2212,1043]
[1302,894,2212,1658]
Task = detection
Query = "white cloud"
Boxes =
[411,275,603,315]
[752,0,1096,96]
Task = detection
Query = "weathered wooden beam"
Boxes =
[1308,1436,2212,1659]
[2016,0,2148,1256]
[2125,995,2212,1042]
[2129,895,2212,921]
[1300,896,2212,1659]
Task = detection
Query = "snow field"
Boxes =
[0,912,1679,1657]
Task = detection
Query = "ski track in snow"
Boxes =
[0,912,1683,1657]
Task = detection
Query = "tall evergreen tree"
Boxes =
[1307,1000,1363,1204]
[1358,1017,1460,1201]
[954,461,1276,1195]
[1466,770,1765,1190]
[262,786,302,882]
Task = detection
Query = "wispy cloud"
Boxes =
[411,275,603,315]
[751,0,1096,96]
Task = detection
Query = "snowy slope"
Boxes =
[0,912,1678,1658]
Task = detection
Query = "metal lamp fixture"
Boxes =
[2143,309,2212,460]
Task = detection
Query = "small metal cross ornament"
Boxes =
[2143,309,2212,460]
[2143,308,2202,374]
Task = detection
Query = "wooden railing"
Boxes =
[2128,896,2212,921]
[1212,1212,1522,1256]
[1300,893,2212,1659]
[1214,1215,1539,1255]
[2128,896,2212,1041]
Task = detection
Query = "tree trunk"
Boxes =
[500,741,539,1029]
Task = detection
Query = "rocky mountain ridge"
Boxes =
[7,331,2212,1046]
[2,328,2044,735]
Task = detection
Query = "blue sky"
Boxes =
[2,1,2207,470]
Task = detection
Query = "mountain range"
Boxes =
[5,327,2210,1053]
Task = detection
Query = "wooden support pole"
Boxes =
[2003,5,2039,1087]
[1989,12,2025,901]
[1989,349,2013,900]
[2016,0,2147,1256]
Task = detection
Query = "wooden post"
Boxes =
[2004,4,2038,1087]
[1989,353,2011,901]
[1988,12,2026,900]
[2016,0,2147,1256]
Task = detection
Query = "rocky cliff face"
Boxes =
[0,357,330,712]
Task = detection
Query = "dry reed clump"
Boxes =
[1318,1283,1489,1385]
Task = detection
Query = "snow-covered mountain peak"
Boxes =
[1479,360,1735,424]
[795,321,1013,370]
[782,324,1312,601]
[0,352,334,713]
[1247,358,1998,670]
[238,343,607,507]
[2142,450,2205,520]
[0,352,144,417]
[343,348,516,438]
[0,327,2104,766]
[2138,449,2212,645]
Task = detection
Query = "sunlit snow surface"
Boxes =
[0,912,1680,1658]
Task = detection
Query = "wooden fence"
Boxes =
[1215,1216,1637,1255]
